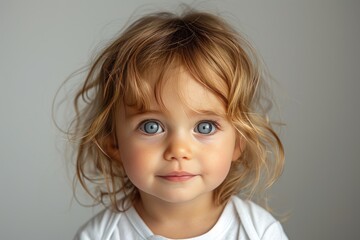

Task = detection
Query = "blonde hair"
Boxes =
[68,9,284,211]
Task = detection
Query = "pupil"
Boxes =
[145,122,158,133]
[198,122,212,134]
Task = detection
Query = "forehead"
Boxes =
[124,66,227,117]
[164,69,225,113]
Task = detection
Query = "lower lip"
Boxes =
[159,175,196,182]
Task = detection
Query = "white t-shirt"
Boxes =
[74,196,288,240]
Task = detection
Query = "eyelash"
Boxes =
[138,119,164,135]
[137,119,221,135]
[195,120,221,134]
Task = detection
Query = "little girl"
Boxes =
[69,8,288,240]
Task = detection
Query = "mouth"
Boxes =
[158,171,197,182]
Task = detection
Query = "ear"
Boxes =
[232,134,245,162]
[100,135,121,162]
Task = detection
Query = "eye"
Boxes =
[195,121,217,135]
[139,120,164,134]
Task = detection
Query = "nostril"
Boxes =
[163,141,192,161]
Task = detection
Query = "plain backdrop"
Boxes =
[1,0,359,239]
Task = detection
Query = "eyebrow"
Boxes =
[124,107,227,119]
[187,109,227,118]
[125,109,162,119]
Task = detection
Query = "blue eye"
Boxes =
[139,120,164,134]
[195,121,216,134]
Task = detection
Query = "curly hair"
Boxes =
[68,9,284,211]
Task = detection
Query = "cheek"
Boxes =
[120,142,142,167]
[202,153,232,190]
[121,148,142,173]
[201,133,237,180]
[118,140,160,182]
[206,149,233,176]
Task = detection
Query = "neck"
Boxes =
[134,192,225,238]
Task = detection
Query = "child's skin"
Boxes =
[105,67,243,238]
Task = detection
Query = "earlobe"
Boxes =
[232,135,245,161]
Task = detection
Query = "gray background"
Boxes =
[1,0,359,239]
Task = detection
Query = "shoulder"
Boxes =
[231,196,288,240]
[73,208,123,240]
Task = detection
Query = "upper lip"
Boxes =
[159,171,196,177]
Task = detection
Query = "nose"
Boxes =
[163,133,192,161]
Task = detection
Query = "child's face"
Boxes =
[113,68,241,205]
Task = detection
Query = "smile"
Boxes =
[158,171,197,182]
